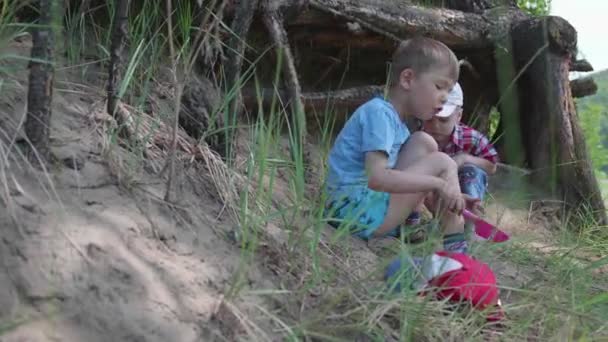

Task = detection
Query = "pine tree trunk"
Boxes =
[107,0,129,119]
[25,0,55,164]
[509,16,607,225]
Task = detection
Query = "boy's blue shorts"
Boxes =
[459,164,488,200]
[324,187,397,240]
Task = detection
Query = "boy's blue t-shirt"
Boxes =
[326,97,411,199]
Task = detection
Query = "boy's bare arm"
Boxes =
[453,153,497,175]
[365,151,444,193]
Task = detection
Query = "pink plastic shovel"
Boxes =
[462,209,510,243]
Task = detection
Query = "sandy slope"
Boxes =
[0,38,286,342]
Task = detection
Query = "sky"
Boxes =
[551,0,608,75]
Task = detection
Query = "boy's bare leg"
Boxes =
[373,132,463,237]
[424,193,465,235]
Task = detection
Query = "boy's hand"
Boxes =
[453,153,498,175]
[463,194,484,216]
[437,180,465,214]
[453,153,470,167]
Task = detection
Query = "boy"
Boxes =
[422,82,498,204]
[324,37,471,254]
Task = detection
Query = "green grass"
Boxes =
[601,177,608,208]
[2,0,608,340]
[218,77,608,340]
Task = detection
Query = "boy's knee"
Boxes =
[409,132,438,154]
[429,151,458,170]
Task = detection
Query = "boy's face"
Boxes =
[400,66,455,121]
[423,107,462,143]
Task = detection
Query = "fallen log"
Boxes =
[242,85,383,113]
[443,0,517,13]
[307,0,494,49]
[570,59,593,72]
[570,77,598,98]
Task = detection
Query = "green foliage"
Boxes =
[488,107,501,142]
[578,70,608,109]
[0,2,31,77]
[577,70,608,176]
[578,104,608,175]
[517,0,551,15]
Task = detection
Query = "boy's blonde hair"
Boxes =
[389,37,459,86]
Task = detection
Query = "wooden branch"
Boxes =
[78,0,92,17]
[25,0,54,163]
[164,0,181,202]
[107,0,129,120]
[225,0,259,105]
[262,0,307,140]
[242,85,384,112]
[570,59,593,72]
[98,102,214,163]
[570,77,597,98]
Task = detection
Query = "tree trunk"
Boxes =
[494,34,525,166]
[107,0,129,119]
[509,16,607,225]
[25,0,55,164]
